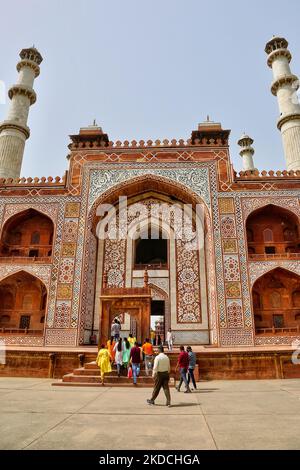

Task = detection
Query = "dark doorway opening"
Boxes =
[29,249,39,257]
[135,233,168,268]
[265,246,276,254]
[151,300,165,344]
[19,315,31,329]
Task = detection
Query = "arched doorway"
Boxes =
[252,268,300,335]
[0,209,54,259]
[81,175,214,346]
[246,205,300,258]
[0,271,47,334]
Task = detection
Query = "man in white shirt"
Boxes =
[166,328,174,351]
[147,345,171,407]
[111,319,121,341]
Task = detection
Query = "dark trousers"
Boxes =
[178,367,190,390]
[151,372,171,405]
[187,368,197,388]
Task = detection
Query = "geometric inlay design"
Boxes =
[219,197,235,214]
[224,255,240,281]
[223,239,238,253]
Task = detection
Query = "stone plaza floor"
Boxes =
[0,377,300,450]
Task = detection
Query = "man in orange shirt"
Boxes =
[142,338,154,376]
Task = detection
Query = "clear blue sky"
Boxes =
[1,0,300,177]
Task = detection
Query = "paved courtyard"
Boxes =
[0,378,300,450]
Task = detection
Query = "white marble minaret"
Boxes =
[265,36,300,171]
[0,47,43,178]
[238,134,256,171]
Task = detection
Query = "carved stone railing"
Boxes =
[0,328,44,335]
[249,253,300,261]
[256,326,300,335]
[235,169,300,179]
[0,172,67,187]
[0,256,52,264]
[101,287,151,297]
[134,263,168,270]
[68,137,230,151]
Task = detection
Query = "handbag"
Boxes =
[127,366,133,378]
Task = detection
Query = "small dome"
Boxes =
[237,134,254,146]
[265,36,288,54]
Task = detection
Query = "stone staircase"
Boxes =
[54,361,177,388]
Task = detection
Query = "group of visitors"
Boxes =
[96,319,158,385]
[95,318,198,407]
[175,345,197,393]
[96,334,142,385]
[96,322,197,409]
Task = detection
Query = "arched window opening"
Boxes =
[283,228,297,241]
[246,205,300,258]
[270,291,281,309]
[11,232,22,245]
[0,271,47,334]
[292,291,300,308]
[0,209,54,260]
[263,228,273,243]
[19,315,31,329]
[31,231,40,245]
[22,294,33,310]
[253,268,300,335]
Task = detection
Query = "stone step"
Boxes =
[84,362,151,370]
[54,358,180,388]
[62,374,157,384]
[54,382,154,388]
[73,367,151,377]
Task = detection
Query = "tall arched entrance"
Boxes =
[82,175,214,346]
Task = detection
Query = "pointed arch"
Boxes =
[246,204,300,258]
[249,263,300,287]
[0,208,54,260]
[0,270,47,333]
[89,173,211,233]
[252,267,300,335]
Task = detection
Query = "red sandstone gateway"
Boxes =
[0,37,300,382]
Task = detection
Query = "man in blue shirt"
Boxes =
[187,346,197,390]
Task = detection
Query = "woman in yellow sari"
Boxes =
[107,336,116,363]
[128,334,136,348]
[96,344,112,385]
